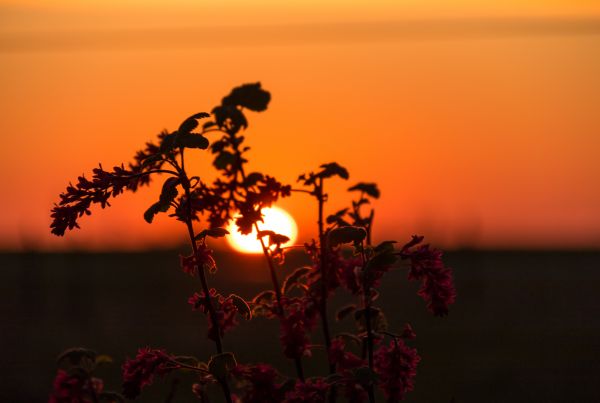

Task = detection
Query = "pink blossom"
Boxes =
[374,340,420,401]
[122,348,174,399]
[401,236,456,316]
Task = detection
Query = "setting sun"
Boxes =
[227,207,298,254]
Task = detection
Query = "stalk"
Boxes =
[180,148,233,403]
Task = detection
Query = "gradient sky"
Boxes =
[1,1,599,250]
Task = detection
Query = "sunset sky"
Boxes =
[1,1,599,250]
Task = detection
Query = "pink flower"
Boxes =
[374,340,420,401]
[231,363,285,403]
[48,370,103,403]
[400,236,456,316]
[279,297,318,359]
[122,348,174,399]
[284,378,329,403]
[188,289,240,341]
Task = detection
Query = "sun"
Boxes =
[227,207,298,254]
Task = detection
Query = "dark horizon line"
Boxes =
[1,16,599,53]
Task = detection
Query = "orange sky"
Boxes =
[1,2,599,250]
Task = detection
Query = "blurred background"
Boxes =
[1,1,599,401]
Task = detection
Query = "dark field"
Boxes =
[2,250,599,402]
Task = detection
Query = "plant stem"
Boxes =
[232,147,306,381]
[316,178,337,403]
[361,245,376,403]
[180,148,233,403]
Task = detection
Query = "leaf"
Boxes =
[177,134,209,149]
[348,182,380,199]
[159,133,178,153]
[366,245,397,272]
[196,228,230,239]
[282,267,311,294]
[269,233,290,246]
[244,172,264,187]
[179,112,210,134]
[208,352,237,380]
[319,162,349,180]
[335,304,357,321]
[229,294,252,320]
[57,348,97,366]
[256,230,276,239]
[203,121,217,129]
[140,153,163,167]
[143,202,164,223]
[252,290,275,304]
[214,151,236,170]
[179,118,198,134]
[326,208,349,225]
[328,226,367,247]
[144,178,179,223]
[221,82,271,112]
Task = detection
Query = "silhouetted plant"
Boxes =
[49,83,456,402]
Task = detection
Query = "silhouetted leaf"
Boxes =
[144,178,179,223]
[252,290,275,304]
[327,208,350,225]
[196,228,230,239]
[140,153,163,167]
[57,348,97,366]
[229,294,252,320]
[244,172,264,187]
[208,352,237,380]
[177,134,209,149]
[214,151,236,170]
[282,266,311,294]
[348,183,380,199]
[269,233,290,246]
[319,162,349,180]
[222,82,271,112]
[212,105,247,133]
[159,133,177,153]
[336,304,357,321]
[328,226,367,247]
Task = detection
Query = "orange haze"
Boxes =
[1,1,599,250]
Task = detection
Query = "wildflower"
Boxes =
[284,378,329,403]
[400,236,456,316]
[279,297,318,359]
[231,363,286,403]
[48,369,103,403]
[373,340,420,401]
[189,289,240,341]
[121,348,174,399]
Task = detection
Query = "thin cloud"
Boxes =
[1,18,600,53]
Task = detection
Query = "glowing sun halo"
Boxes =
[227,207,298,254]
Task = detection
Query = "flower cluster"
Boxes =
[284,378,330,403]
[279,297,318,359]
[400,236,457,316]
[189,289,240,341]
[231,363,287,403]
[374,340,420,401]
[48,370,103,403]
[121,348,175,399]
[50,165,139,236]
